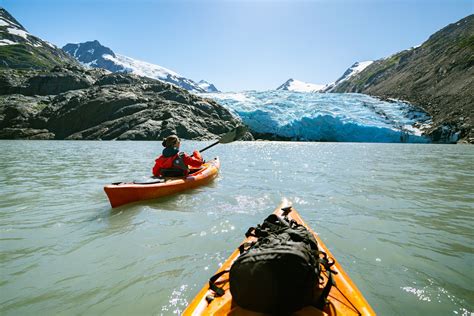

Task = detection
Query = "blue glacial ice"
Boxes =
[202,91,432,143]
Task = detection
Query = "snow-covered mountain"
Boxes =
[323,61,373,92]
[62,40,216,93]
[276,78,326,92]
[0,8,78,68]
[197,80,219,92]
[62,40,123,72]
[276,62,373,93]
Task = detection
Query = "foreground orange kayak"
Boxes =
[104,157,220,208]
[183,201,375,315]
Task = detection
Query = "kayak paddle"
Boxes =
[199,126,246,153]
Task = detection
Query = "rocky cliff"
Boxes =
[330,15,474,143]
[0,66,246,140]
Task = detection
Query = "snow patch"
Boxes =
[101,53,205,92]
[0,18,9,27]
[198,81,211,90]
[0,16,22,29]
[7,27,29,39]
[0,39,16,46]
[81,60,98,68]
[351,61,373,73]
[287,79,325,92]
[323,60,374,92]
[198,80,219,92]
[103,53,180,79]
[44,41,56,48]
[117,54,179,77]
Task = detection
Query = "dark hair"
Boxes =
[162,135,180,148]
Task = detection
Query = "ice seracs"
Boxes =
[203,90,432,143]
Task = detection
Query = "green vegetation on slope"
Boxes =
[331,15,474,143]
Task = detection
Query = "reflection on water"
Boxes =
[0,140,473,315]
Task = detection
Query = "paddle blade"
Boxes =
[219,125,247,144]
[219,129,237,144]
[199,126,247,153]
[235,125,248,140]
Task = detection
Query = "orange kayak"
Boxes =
[104,157,220,208]
[183,201,376,315]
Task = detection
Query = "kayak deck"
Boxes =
[183,201,375,315]
[104,158,220,208]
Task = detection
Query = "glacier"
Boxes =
[202,90,432,143]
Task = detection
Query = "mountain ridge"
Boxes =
[323,61,373,92]
[0,8,79,69]
[198,80,219,92]
[62,40,219,93]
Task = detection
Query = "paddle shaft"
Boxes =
[199,140,220,153]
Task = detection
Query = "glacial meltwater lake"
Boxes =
[0,140,473,315]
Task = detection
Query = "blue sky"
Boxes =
[2,0,473,91]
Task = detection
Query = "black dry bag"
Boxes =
[228,214,323,315]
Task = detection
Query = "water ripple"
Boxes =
[0,140,473,315]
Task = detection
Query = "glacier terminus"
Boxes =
[203,90,435,143]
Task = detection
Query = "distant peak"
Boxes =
[198,80,220,92]
[83,39,104,47]
[328,60,374,89]
[276,78,325,92]
[62,40,116,60]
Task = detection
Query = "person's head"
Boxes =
[162,135,180,148]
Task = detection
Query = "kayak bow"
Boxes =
[183,201,375,315]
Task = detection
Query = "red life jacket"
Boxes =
[152,151,202,177]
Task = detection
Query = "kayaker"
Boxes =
[152,135,203,177]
